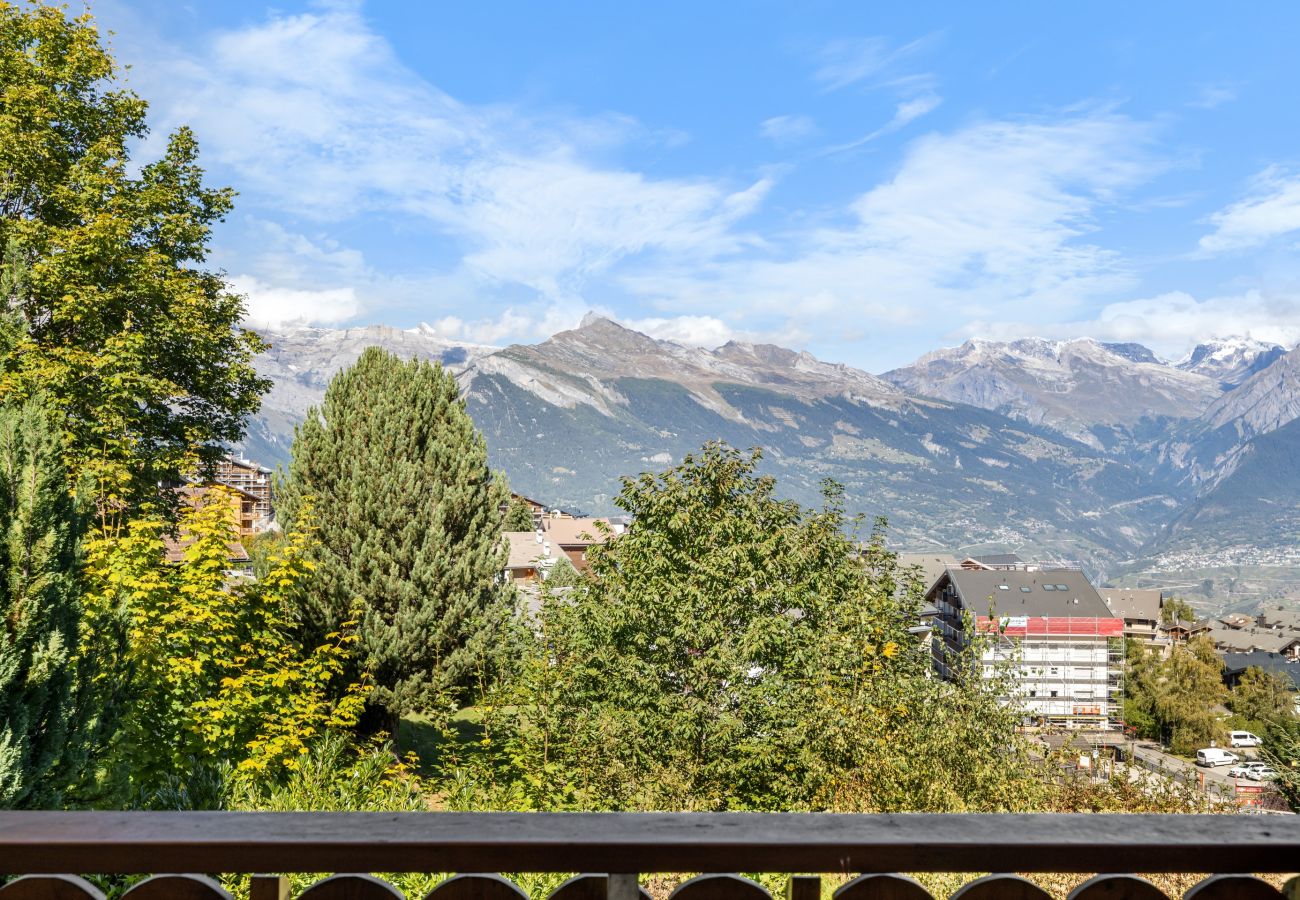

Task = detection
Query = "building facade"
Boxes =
[213,456,274,535]
[927,569,1124,729]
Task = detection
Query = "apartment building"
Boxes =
[927,568,1124,729]
[213,455,274,536]
[1100,588,1165,645]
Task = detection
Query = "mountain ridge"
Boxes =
[238,316,1300,609]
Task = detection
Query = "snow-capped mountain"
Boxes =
[882,337,1220,447]
[1176,336,1287,387]
[234,319,1300,608]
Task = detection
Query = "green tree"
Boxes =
[1263,717,1300,812]
[278,347,511,733]
[84,488,363,795]
[503,498,535,532]
[0,395,87,807]
[1230,666,1297,733]
[1161,597,1197,625]
[465,442,1043,812]
[1152,636,1227,754]
[0,3,267,518]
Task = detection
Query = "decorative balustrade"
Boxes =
[1,812,1297,900]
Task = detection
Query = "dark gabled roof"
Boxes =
[931,568,1112,618]
[1100,588,1163,622]
[896,553,959,593]
[1221,652,1300,689]
[973,553,1023,567]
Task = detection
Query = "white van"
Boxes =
[1229,731,1262,748]
[1196,748,1238,767]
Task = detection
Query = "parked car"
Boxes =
[1227,761,1266,778]
[1229,731,1262,748]
[1195,748,1239,767]
[1246,766,1278,782]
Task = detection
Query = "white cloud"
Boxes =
[131,5,767,305]
[622,112,1157,349]
[808,34,943,154]
[962,289,1300,358]
[1190,84,1237,109]
[760,115,816,143]
[823,92,942,153]
[428,302,588,346]
[231,275,361,328]
[1199,167,1300,254]
[813,35,937,91]
[626,315,738,346]
[108,6,1236,362]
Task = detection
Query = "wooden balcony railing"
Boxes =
[1,812,1298,900]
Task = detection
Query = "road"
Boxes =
[1129,741,1264,794]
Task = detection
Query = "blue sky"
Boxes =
[96,0,1300,370]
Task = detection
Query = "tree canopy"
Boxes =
[462,442,1044,812]
[278,347,512,733]
[0,2,267,518]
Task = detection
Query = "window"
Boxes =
[1043,584,1056,591]
[998,584,1010,590]
[1050,690,1058,698]
[1020,586,1032,592]
[1055,584,1069,590]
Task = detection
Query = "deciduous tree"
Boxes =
[84,489,363,795]
[0,3,267,519]
[469,442,1042,812]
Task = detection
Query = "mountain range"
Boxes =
[240,317,1300,612]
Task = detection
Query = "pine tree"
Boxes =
[503,497,535,532]
[278,347,511,733]
[0,396,87,807]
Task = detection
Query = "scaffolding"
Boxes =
[980,615,1126,729]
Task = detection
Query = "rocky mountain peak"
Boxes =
[716,340,799,368]
[1100,341,1162,365]
[884,336,1219,442]
[1202,344,1300,435]
[1177,336,1287,387]
[541,313,666,363]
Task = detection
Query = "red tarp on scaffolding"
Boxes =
[976,616,1124,637]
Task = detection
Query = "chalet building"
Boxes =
[1163,618,1199,643]
[896,553,959,595]
[959,553,1084,573]
[1201,611,1300,660]
[927,568,1124,729]
[1099,588,1164,645]
[959,553,1023,571]
[503,531,551,582]
[503,493,552,530]
[1258,607,1300,635]
[540,516,624,570]
[212,455,274,536]
[1221,651,1300,692]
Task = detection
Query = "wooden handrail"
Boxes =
[1,812,1297,874]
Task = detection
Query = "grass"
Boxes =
[397,707,485,776]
